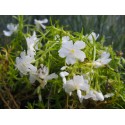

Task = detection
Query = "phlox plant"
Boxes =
[0,15,125,109]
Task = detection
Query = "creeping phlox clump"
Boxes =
[59,36,113,103]
[4,17,125,106]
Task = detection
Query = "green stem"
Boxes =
[93,45,96,62]
[66,94,69,109]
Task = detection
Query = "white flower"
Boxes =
[60,71,69,78]
[104,93,114,98]
[15,51,37,76]
[93,52,112,68]
[29,73,38,83]
[34,19,48,29]
[22,64,58,85]
[58,36,86,65]
[15,32,40,83]
[84,90,104,101]
[94,91,104,101]
[26,31,39,52]
[63,75,90,102]
[3,23,18,36]
[27,49,36,59]
[60,66,68,70]
[87,32,99,44]
[38,64,49,79]
[38,64,58,81]
[60,71,69,84]
[37,64,58,88]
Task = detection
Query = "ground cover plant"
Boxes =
[0,16,125,109]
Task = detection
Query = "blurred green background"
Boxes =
[0,15,125,53]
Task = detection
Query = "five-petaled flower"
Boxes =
[63,75,90,102]
[37,64,58,88]
[26,31,39,51]
[83,90,104,101]
[87,32,99,44]
[3,23,18,36]
[93,52,112,68]
[15,51,37,76]
[34,19,48,29]
[58,36,86,65]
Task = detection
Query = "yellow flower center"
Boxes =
[70,49,75,54]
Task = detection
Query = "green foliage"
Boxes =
[0,16,125,109]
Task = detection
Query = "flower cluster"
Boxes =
[5,18,118,105]
[58,34,113,103]
[15,28,113,102]
[60,71,113,103]
[15,30,58,88]
[3,18,48,37]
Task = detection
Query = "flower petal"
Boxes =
[73,75,84,85]
[63,80,75,93]
[73,75,89,91]
[84,90,95,99]
[101,58,112,65]
[20,51,26,58]
[74,41,86,49]
[104,93,114,98]
[74,50,86,62]
[60,66,67,70]
[7,24,14,31]
[62,77,67,84]
[62,40,74,49]
[88,32,99,41]
[45,73,58,81]
[29,74,37,83]
[40,18,48,23]
[77,90,84,103]
[40,24,46,29]
[77,89,82,98]
[7,23,18,32]
[16,57,20,64]
[79,82,90,92]
[58,48,69,58]
[60,71,69,78]
[66,56,76,65]
[93,61,102,68]
[101,52,110,59]
[95,91,104,101]
[3,30,13,36]
[27,49,36,58]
